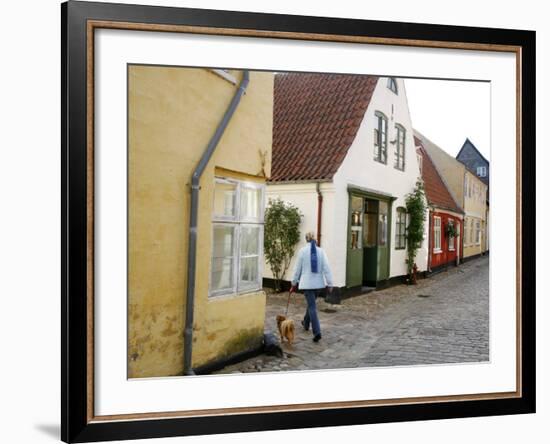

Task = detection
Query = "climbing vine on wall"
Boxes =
[405,180,427,281]
[445,221,459,238]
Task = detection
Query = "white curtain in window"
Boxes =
[211,225,235,292]
[213,180,237,218]
[240,186,261,220]
[239,225,261,288]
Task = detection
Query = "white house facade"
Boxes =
[264,74,428,294]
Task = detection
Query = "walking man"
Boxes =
[291,232,334,342]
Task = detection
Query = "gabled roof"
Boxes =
[269,73,379,182]
[456,138,489,165]
[414,129,465,173]
[414,135,464,214]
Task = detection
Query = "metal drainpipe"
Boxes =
[316,182,323,247]
[183,70,250,376]
[427,211,432,273]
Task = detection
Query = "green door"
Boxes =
[346,195,364,287]
[363,199,379,286]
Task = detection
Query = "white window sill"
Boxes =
[208,287,263,301]
[433,249,442,254]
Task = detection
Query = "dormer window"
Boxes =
[387,77,398,94]
[477,166,487,177]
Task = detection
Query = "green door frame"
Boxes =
[346,186,397,287]
[346,193,365,288]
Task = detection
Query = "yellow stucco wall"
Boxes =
[463,170,488,258]
[418,134,489,260]
[128,66,273,378]
[418,133,465,208]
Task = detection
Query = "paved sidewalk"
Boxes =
[215,256,489,374]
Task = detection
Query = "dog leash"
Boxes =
[285,286,295,317]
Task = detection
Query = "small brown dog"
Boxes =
[276,315,295,345]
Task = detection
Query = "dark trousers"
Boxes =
[303,290,321,336]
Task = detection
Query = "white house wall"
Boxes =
[264,77,429,288]
[333,77,429,279]
[264,182,339,285]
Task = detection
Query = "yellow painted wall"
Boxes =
[463,170,488,258]
[416,132,489,260]
[416,131,465,208]
[128,66,273,378]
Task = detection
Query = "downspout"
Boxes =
[427,210,432,273]
[455,219,464,267]
[183,70,250,376]
[316,182,323,247]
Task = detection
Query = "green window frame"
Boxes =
[395,207,407,249]
[394,124,406,171]
[387,77,398,94]
[374,111,388,164]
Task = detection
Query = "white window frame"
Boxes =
[475,219,481,245]
[209,177,265,297]
[433,216,442,253]
[212,177,239,222]
[477,165,487,177]
[209,223,239,297]
[237,223,265,293]
[417,153,423,175]
[239,181,266,223]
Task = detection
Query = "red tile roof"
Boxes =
[270,73,379,182]
[415,135,463,214]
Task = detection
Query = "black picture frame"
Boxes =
[61,1,536,442]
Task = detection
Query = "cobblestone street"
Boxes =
[215,256,489,374]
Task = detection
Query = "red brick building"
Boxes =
[415,136,464,272]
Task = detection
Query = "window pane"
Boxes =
[395,209,406,248]
[211,225,235,293]
[240,186,262,220]
[364,213,377,247]
[213,180,237,218]
[378,214,387,246]
[211,258,234,291]
[239,226,261,290]
[240,256,259,287]
[350,196,363,249]
[212,225,235,257]
[240,226,260,256]
[378,201,388,246]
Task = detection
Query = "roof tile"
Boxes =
[270,73,379,182]
[415,135,463,214]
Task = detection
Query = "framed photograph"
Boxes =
[62,1,535,442]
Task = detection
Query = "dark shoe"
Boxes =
[301,320,309,331]
[313,334,322,342]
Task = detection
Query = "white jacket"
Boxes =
[291,244,334,290]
